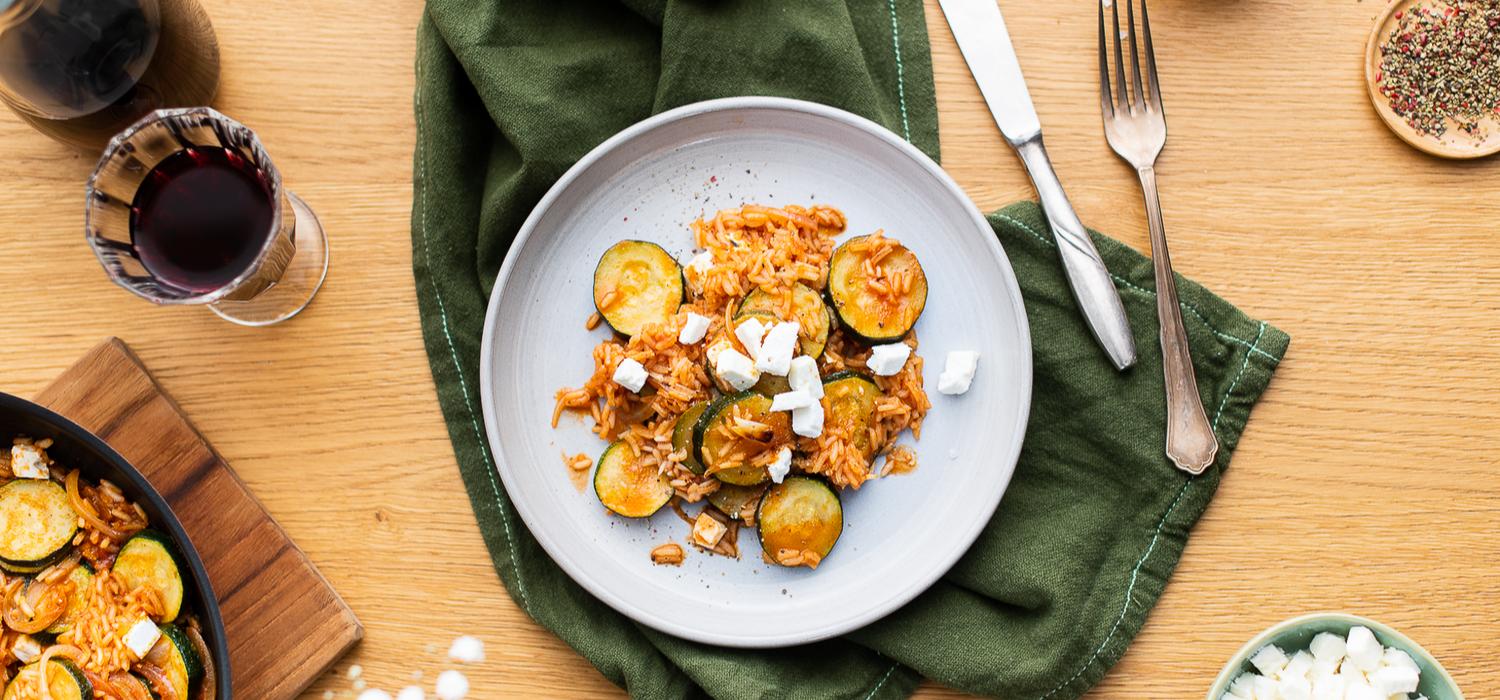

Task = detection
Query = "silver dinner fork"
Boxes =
[1098,0,1218,475]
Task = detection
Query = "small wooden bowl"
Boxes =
[1364,0,1500,159]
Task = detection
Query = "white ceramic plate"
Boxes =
[479,97,1032,648]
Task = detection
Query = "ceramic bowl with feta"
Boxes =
[1209,613,1464,700]
[551,204,983,570]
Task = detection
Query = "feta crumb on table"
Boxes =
[787,355,823,398]
[714,349,760,391]
[9,443,48,479]
[435,670,469,700]
[357,691,392,700]
[396,688,425,700]
[611,357,649,393]
[678,312,711,344]
[447,635,485,663]
[866,343,911,376]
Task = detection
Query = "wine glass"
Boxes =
[84,107,327,326]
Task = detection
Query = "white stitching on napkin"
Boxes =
[416,57,534,614]
[886,0,911,142]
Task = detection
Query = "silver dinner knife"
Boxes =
[938,0,1138,371]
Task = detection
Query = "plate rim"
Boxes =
[477,95,1033,647]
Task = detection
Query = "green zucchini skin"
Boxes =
[592,240,685,337]
[673,401,711,475]
[159,623,202,697]
[692,392,790,486]
[2,658,92,700]
[0,480,78,573]
[736,283,833,358]
[826,236,929,343]
[706,483,767,521]
[821,371,884,458]
[111,530,186,623]
[593,440,674,518]
[757,476,843,565]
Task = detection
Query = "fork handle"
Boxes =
[1137,165,1218,474]
[1014,137,1138,371]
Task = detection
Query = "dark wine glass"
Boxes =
[85,107,328,325]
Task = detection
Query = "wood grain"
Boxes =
[34,339,362,700]
[0,0,1495,698]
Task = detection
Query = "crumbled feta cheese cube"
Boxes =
[769,390,814,412]
[435,670,468,700]
[937,350,980,396]
[1345,626,1383,672]
[1250,674,1279,699]
[1249,644,1290,677]
[1309,632,1347,664]
[1308,658,1339,681]
[1226,673,1257,699]
[705,337,734,367]
[9,443,48,479]
[692,513,728,547]
[611,358,649,393]
[686,251,713,276]
[11,635,40,663]
[734,318,768,361]
[122,617,162,659]
[1381,648,1418,673]
[348,665,363,679]
[357,691,392,700]
[791,401,824,438]
[755,322,800,375]
[866,343,911,376]
[1309,671,1345,700]
[1343,677,1384,700]
[1371,666,1419,696]
[1278,675,1312,700]
[678,313,711,344]
[396,688,425,700]
[1284,650,1314,680]
[787,355,823,398]
[767,447,793,483]
[447,635,485,663]
[714,349,760,391]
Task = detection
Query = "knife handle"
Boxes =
[1014,137,1138,370]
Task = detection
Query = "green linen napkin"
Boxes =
[411,1,1289,698]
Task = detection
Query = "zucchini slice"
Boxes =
[593,441,673,518]
[158,623,202,699]
[0,480,77,572]
[707,483,766,521]
[39,561,94,634]
[592,240,684,337]
[672,401,711,475]
[692,392,792,486]
[2,658,92,700]
[827,236,929,342]
[822,371,884,458]
[737,284,833,358]
[123,674,161,700]
[112,531,185,623]
[757,476,843,565]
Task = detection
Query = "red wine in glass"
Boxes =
[129,146,275,293]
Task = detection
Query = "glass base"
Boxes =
[209,192,328,326]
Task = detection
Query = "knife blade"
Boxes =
[937,0,1138,370]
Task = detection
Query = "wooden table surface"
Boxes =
[1,0,1496,697]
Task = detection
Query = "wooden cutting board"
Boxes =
[34,338,362,699]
